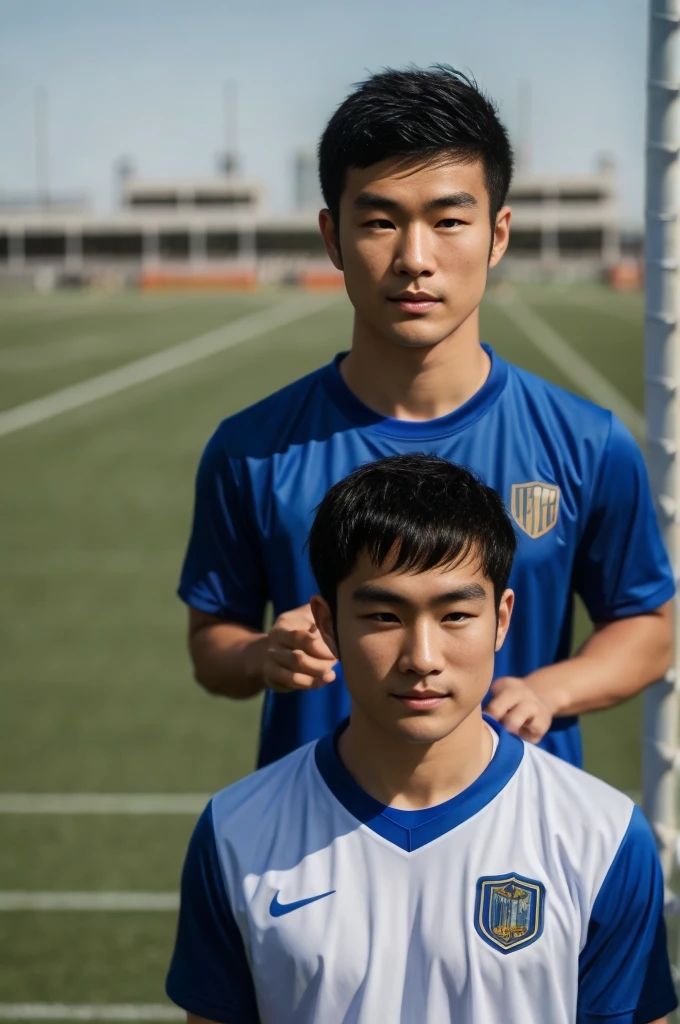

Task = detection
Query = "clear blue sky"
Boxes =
[0,0,647,224]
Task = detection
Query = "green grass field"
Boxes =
[0,280,655,1017]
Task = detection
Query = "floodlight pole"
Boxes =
[644,0,680,885]
[34,86,50,209]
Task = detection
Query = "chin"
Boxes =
[386,322,460,350]
[384,330,445,351]
[392,717,454,745]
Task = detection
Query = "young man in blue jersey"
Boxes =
[168,455,675,1024]
[181,66,673,769]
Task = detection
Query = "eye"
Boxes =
[369,612,400,623]
[364,219,395,229]
[436,218,463,229]
[442,611,470,623]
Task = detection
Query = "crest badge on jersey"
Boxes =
[510,482,560,539]
[475,874,545,954]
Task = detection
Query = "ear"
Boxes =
[310,593,339,659]
[494,589,514,651]
[489,206,512,268]
[318,209,343,270]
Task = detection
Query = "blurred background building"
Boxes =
[294,149,324,212]
[0,149,628,288]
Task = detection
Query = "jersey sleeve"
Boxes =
[573,414,675,621]
[178,427,268,626]
[166,800,260,1024]
[577,804,677,1023]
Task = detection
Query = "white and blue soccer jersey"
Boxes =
[166,720,677,1024]
[178,347,674,769]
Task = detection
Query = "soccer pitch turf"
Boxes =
[0,281,653,1015]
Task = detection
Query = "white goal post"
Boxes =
[644,0,680,929]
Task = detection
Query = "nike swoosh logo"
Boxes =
[269,889,335,917]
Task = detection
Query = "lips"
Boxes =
[388,292,441,314]
[390,292,439,302]
[392,690,449,710]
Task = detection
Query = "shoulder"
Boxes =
[208,362,336,461]
[178,744,317,890]
[209,742,318,853]
[506,362,615,440]
[503,361,647,486]
[519,743,637,891]
[521,741,634,824]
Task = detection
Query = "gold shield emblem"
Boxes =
[475,874,545,953]
[511,482,560,539]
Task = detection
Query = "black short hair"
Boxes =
[318,65,513,228]
[308,454,516,618]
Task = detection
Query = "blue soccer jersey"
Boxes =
[179,346,674,768]
[166,719,677,1024]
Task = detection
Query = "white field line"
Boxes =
[0,1005,183,1021]
[0,793,208,814]
[0,289,244,319]
[0,790,642,815]
[6,550,178,576]
[0,891,178,911]
[0,293,340,439]
[492,291,645,441]
[0,294,114,318]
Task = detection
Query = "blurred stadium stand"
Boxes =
[0,155,627,288]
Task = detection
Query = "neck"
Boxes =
[340,306,490,421]
[337,706,493,810]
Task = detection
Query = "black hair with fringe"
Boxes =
[308,453,516,618]
[318,65,513,228]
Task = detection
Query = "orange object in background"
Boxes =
[298,270,345,290]
[139,269,259,291]
[607,260,643,292]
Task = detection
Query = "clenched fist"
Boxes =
[263,603,338,694]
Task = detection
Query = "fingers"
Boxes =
[484,691,516,724]
[263,636,337,693]
[485,677,552,744]
[269,624,335,661]
[263,659,336,693]
[265,604,337,692]
[519,720,546,744]
[272,603,316,633]
[269,645,337,680]
[500,707,534,737]
[496,704,547,743]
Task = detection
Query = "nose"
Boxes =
[392,222,435,279]
[398,620,445,677]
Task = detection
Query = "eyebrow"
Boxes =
[353,191,478,212]
[351,582,487,604]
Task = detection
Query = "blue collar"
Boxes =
[320,343,509,440]
[314,717,524,852]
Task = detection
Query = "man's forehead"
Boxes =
[344,155,487,199]
[346,548,491,594]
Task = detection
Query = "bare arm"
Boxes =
[189,608,268,699]
[487,602,673,742]
[188,603,337,700]
[530,601,673,715]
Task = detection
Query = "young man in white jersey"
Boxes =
[167,454,675,1024]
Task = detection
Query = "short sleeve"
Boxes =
[574,415,674,621]
[577,804,677,1023]
[166,801,260,1024]
[178,427,268,626]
